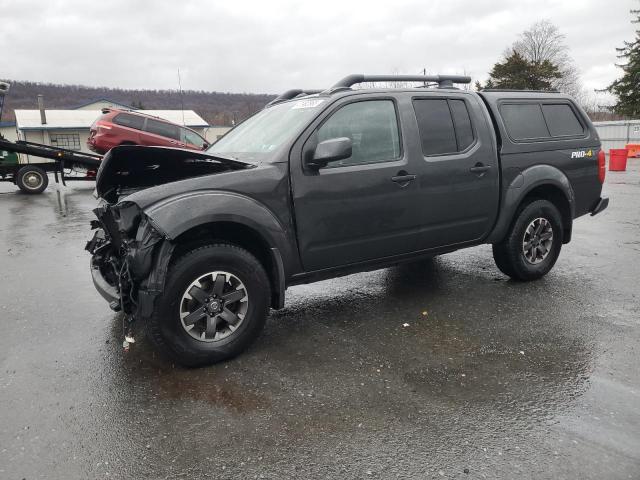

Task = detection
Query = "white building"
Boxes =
[72,98,134,111]
[0,121,18,142]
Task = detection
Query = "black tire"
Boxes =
[492,199,563,281]
[146,243,271,367]
[492,243,516,278]
[16,165,48,194]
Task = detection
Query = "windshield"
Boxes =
[207,97,327,163]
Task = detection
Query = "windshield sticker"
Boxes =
[291,98,326,109]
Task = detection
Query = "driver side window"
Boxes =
[317,100,401,167]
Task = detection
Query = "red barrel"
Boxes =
[626,144,640,158]
[609,149,628,171]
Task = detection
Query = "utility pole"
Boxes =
[423,68,427,87]
[177,68,186,126]
[0,82,9,123]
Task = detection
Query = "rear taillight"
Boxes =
[598,149,606,183]
[92,120,111,133]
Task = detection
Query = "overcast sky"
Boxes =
[0,0,637,98]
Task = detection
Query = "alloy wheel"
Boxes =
[522,217,554,265]
[179,271,249,342]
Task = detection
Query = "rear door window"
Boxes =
[413,99,457,155]
[113,113,145,130]
[145,119,181,140]
[500,103,550,140]
[412,98,476,155]
[449,99,474,151]
[541,104,584,137]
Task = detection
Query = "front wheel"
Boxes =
[492,199,563,281]
[146,243,271,367]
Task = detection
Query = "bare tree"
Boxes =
[512,20,583,99]
[460,69,473,91]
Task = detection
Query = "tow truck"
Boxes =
[0,81,102,193]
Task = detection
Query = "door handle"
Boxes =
[469,163,491,175]
[391,173,416,184]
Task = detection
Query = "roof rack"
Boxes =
[266,89,323,107]
[101,107,180,123]
[480,88,560,93]
[265,74,472,109]
[332,74,472,89]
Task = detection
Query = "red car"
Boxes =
[88,108,209,154]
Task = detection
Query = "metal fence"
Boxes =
[593,119,640,155]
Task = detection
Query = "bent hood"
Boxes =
[95,145,254,202]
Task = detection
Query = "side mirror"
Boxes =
[305,137,352,170]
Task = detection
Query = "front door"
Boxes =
[291,97,422,271]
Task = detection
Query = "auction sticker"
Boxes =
[292,98,325,109]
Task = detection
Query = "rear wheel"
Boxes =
[16,165,48,194]
[146,243,271,367]
[492,199,563,281]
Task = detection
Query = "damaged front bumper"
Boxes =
[86,201,173,321]
[89,232,120,308]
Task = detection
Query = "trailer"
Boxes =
[0,80,103,193]
[0,138,102,193]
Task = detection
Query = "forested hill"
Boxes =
[0,80,276,126]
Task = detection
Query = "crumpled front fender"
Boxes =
[142,190,294,267]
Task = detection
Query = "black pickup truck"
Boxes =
[87,74,608,366]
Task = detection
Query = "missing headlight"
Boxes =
[113,201,142,237]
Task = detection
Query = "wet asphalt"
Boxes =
[0,163,639,480]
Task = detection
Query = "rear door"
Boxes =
[407,93,500,248]
[290,95,424,271]
[111,112,145,144]
[141,118,186,148]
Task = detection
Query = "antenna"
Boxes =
[177,68,186,126]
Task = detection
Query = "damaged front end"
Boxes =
[86,201,173,325]
[85,145,254,341]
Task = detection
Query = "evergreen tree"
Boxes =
[484,50,561,90]
[607,9,640,117]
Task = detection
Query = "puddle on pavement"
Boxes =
[155,374,266,412]
[104,317,267,413]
